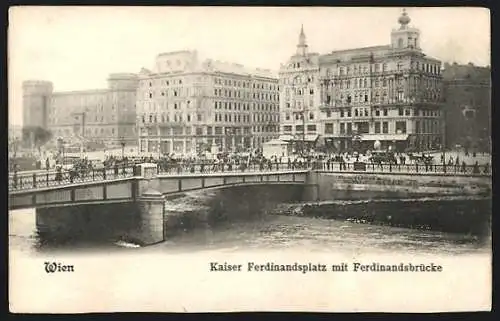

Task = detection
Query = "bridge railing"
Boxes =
[8,160,490,192]
[155,161,490,177]
[8,165,137,192]
[156,162,293,175]
[315,161,491,176]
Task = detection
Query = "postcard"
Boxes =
[8,6,491,313]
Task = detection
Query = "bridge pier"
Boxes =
[132,188,166,245]
[302,171,320,202]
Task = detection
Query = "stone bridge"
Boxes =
[10,164,310,246]
[9,163,491,246]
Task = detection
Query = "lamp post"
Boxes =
[120,136,126,160]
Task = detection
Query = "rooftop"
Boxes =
[442,63,491,81]
[202,59,278,78]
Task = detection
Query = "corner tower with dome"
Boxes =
[278,9,444,154]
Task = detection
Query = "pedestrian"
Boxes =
[472,161,480,174]
[55,164,62,182]
[483,163,490,174]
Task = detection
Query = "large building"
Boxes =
[22,73,139,148]
[279,10,444,153]
[136,50,280,155]
[442,62,491,151]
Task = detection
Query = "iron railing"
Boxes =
[8,161,490,192]
[9,165,137,192]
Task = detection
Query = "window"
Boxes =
[296,125,304,132]
[346,123,352,134]
[285,113,290,120]
[310,89,314,95]
[364,109,368,117]
[382,122,388,134]
[325,123,333,134]
[149,93,152,98]
[307,125,316,132]
[347,111,351,117]
[405,109,410,116]
[375,122,381,133]
[383,109,388,116]
[309,113,314,120]
[326,111,331,118]
[340,111,344,118]
[340,123,345,134]
[375,110,380,116]
[395,121,407,134]
[284,125,292,132]
[399,108,404,116]
[355,109,359,117]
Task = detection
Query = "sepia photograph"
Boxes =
[8,6,491,313]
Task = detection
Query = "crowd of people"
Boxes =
[10,148,491,187]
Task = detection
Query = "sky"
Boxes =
[8,6,490,125]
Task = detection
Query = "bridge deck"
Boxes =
[9,162,490,194]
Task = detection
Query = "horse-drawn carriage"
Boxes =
[369,151,397,165]
[407,153,434,164]
[68,160,94,181]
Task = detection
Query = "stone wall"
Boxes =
[309,172,491,201]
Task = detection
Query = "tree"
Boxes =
[22,126,53,153]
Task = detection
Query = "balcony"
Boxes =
[319,103,340,111]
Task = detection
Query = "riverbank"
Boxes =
[271,196,491,237]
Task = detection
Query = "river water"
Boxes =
[9,188,491,257]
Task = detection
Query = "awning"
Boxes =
[278,135,294,142]
[360,134,409,141]
[263,139,289,146]
[279,134,319,142]
[304,134,319,142]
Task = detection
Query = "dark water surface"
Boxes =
[9,187,491,256]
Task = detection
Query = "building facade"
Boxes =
[279,10,444,153]
[22,73,139,148]
[136,50,279,156]
[442,62,491,152]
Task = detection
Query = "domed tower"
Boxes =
[22,80,53,129]
[391,9,421,51]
